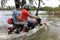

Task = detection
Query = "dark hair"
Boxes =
[15,3,20,8]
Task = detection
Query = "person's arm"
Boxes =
[28,13,38,19]
[16,15,26,22]
[25,11,38,19]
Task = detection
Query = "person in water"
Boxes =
[8,3,41,34]
[21,4,40,32]
[8,3,25,34]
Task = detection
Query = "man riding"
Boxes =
[8,3,41,34]
[21,4,39,32]
[8,3,25,34]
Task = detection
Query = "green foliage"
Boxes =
[39,6,60,11]
[29,6,36,11]
[59,5,60,7]
[54,7,60,11]
[1,5,60,11]
[40,6,54,11]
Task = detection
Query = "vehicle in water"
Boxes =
[7,17,47,36]
[7,0,47,36]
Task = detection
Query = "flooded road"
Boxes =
[0,11,60,40]
[29,15,60,40]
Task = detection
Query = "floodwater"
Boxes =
[0,11,60,40]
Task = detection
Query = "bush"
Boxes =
[39,6,60,11]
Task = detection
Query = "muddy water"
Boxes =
[28,15,60,40]
[0,11,60,40]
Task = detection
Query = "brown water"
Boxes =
[28,15,60,40]
[0,11,60,40]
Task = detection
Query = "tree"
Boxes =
[1,0,7,7]
[22,0,26,6]
[35,0,40,16]
[15,0,20,6]
[29,0,33,5]
[14,0,27,8]
[59,5,60,7]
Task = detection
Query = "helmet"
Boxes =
[7,18,13,24]
[22,4,30,11]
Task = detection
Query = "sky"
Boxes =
[0,0,1,6]
[0,0,60,7]
[41,0,60,7]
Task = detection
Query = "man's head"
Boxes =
[16,3,20,9]
[22,4,30,11]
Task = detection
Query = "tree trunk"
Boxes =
[22,0,26,7]
[15,0,20,7]
[35,0,40,16]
